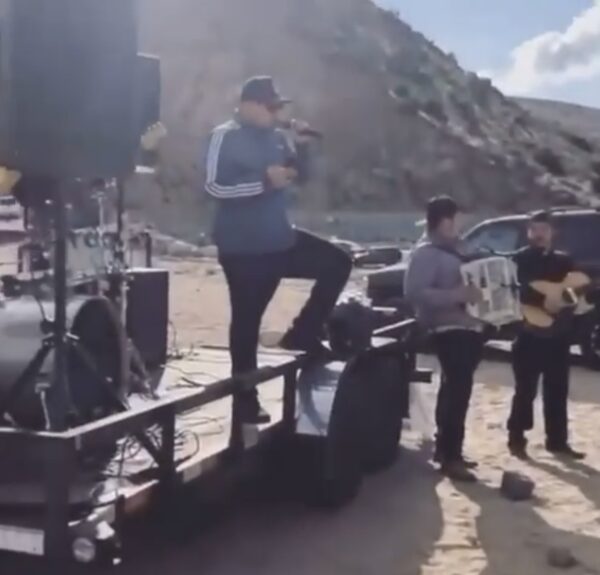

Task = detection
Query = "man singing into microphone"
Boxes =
[205,76,352,424]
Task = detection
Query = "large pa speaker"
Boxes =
[0,0,139,178]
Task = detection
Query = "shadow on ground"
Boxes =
[455,479,600,575]
[2,447,443,575]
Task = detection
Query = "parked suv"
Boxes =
[367,208,600,368]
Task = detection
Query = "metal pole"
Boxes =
[49,180,72,431]
[158,406,176,500]
[44,437,76,561]
[113,178,127,318]
[144,231,153,268]
[282,368,297,436]
[115,178,125,264]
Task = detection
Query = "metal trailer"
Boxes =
[0,318,428,568]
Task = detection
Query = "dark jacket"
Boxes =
[204,119,309,255]
[513,246,574,307]
[513,246,575,338]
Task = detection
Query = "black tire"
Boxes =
[314,362,365,508]
[285,433,363,510]
[362,357,406,473]
[581,318,600,370]
[363,418,403,474]
[277,362,365,510]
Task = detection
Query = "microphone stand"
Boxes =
[113,178,154,397]
[47,180,73,430]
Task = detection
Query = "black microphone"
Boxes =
[280,120,324,140]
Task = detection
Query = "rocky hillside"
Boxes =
[131,0,600,234]
[515,98,600,146]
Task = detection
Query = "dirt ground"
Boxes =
[5,256,600,574]
[150,258,600,575]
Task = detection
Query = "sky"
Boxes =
[376,0,600,108]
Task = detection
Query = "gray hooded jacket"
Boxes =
[404,239,482,333]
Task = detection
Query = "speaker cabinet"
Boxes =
[126,268,169,369]
[0,0,139,178]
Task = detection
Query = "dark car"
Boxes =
[330,238,403,268]
[366,208,600,368]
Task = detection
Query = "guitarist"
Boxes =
[507,210,585,460]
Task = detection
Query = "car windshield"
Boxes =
[463,220,525,254]
[554,215,600,262]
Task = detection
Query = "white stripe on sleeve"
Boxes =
[205,125,264,199]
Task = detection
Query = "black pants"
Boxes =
[508,332,571,448]
[219,230,352,383]
[433,330,484,462]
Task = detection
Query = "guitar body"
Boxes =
[522,272,594,330]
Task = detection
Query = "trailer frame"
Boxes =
[0,318,420,566]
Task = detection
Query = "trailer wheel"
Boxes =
[282,362,366,509]
[318,393,364,508]
[280,431,362,510]
[361,356,409,473]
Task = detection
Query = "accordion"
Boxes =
[461,256,521,327]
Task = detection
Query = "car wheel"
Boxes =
[581,318,600,370]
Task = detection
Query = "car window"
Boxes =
[463,221,525,254]
[554,216,600,262]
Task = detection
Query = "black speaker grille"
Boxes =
[0,0,139,178]
[126,268,169,369]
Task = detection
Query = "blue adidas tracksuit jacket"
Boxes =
[204,118,309,255]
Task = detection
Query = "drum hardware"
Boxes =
[0,180,143,430]
[4,173,158,428]
[17,241,50,274]
[0,183,89,430]
[112,179,154,397]
[10,177,155,403]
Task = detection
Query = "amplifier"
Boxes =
[126,268,169,369]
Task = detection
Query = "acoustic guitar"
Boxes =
[521,271,596,329]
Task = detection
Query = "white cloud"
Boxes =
[491,0,600,95]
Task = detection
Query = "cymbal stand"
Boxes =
[112,178,155,398]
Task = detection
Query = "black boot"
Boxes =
[433,448,478,469]
[279,329,330,358]
[238,393,271,425]
[508,432,529,460]
[441,460,478,483]
[546,444,586,461]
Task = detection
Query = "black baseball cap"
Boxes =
[240,76,291,109]
[529,210,553,225]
